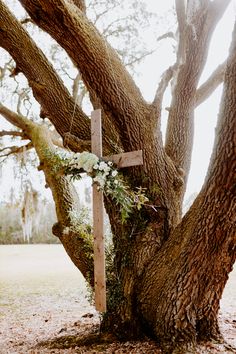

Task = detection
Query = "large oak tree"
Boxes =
[0,1,235,353]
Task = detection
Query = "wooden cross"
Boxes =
[91,109,143,312]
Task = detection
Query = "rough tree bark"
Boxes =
[138,31,236,349]
[0,1,235,353]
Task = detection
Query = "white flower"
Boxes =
[77,152,99,172]
[73,153,80,160]
[93,164,99,170]
[57,149,73,160]
[111,170,118,177]
[93,175,106,188]
[98,161,111,172]
[98,161,109,171]
[108,161,113,166]
[114,180,118,185]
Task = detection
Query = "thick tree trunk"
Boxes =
[0,1,235,353]
[102,22,236,352]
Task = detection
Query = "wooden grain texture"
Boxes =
[104,150,143,168]
[91,109,106,312]
[91,111,144,312]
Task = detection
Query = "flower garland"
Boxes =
[62,151,148,222]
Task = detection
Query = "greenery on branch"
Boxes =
[59,151,148,222]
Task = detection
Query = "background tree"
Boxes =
[0,184,58,244]
[0,1,235,353]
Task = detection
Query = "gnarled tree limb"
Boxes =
[19,0,150,152]
[0,58,13,80]
[0,1,123,155]
[0,142,33,157]
[175,0,186,63]
[63,132,91,152]
[0,130,24,138]
[0,103,64,150]
[0,1,90,147]
[157,31,176,42]
[152,65,177,112]
[31,124,94,286]
[195,61,226,107]
[165,0,231,197]
[0,100,94,284]
[0,103,31,132]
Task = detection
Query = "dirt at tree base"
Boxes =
[1,246,235,354]
[0,292,235,354]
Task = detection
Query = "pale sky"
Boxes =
[0,0,236,203]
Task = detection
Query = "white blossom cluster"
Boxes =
[57,150,148,221]
[70,151,99,173]
[67,151,119,190]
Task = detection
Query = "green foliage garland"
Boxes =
[59,151,148,222]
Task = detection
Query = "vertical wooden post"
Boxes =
[91,109,106,312]
[90,109,143,312]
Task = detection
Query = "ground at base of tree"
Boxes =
[1,245,235,353]
[0,291,235,354]
[35,318,236,354]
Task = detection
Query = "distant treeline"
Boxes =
[0,201,59,244]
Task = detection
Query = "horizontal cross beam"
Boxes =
[103,150,143,168]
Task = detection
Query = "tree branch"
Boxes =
[0,142,33,158]
[160,19,236,320]
[152,65,177,110]
[0,101,93,283]
[165,0,231,197]
[195,61,226,107]
[72,71,82,101]
[0,101,94,282]
[63,132,91,152]
[19,0,150,152]
[21,17,34,25]
[16,0,184,228]
[124,49,156,69]
[0,1,91,149]
[0,103,31,132]
[71,0,86,14]
[0,130,24,137]
[157,31,176,42]
[0,103,65,149]
[92,1,120,26]
[175,0,187,63]
[0,58,14,80]
[31,124,94,285]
